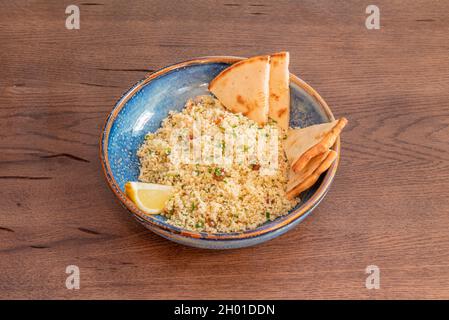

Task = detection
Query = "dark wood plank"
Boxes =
[1,0,449,299]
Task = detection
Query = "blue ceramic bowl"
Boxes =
[100,56,340,249]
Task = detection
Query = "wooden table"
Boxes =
[1,0,448,299]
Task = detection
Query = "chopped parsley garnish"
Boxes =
[195,221,204,229]
[212,167,226,181]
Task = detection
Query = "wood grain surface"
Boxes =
[1,0,449,299]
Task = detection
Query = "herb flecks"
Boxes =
[212,167,226,181]
[266,211,271,220]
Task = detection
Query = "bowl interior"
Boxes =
[104,59,333,235]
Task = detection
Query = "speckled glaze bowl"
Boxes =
[100,56,340,249]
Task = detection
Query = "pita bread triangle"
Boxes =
[209,55,270,125]
[286,150,330,192]
[286,150,338,199]
[268,52,290,130]
[284,117,347,173]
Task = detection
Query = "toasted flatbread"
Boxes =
[209,55,270,125]
[285,118,347,173]
[268,52,290,130]
[286,150,330,192]
[286,150,337,199]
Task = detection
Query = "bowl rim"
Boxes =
[100,56,340,241]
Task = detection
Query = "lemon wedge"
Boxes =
[125,182,174,214]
